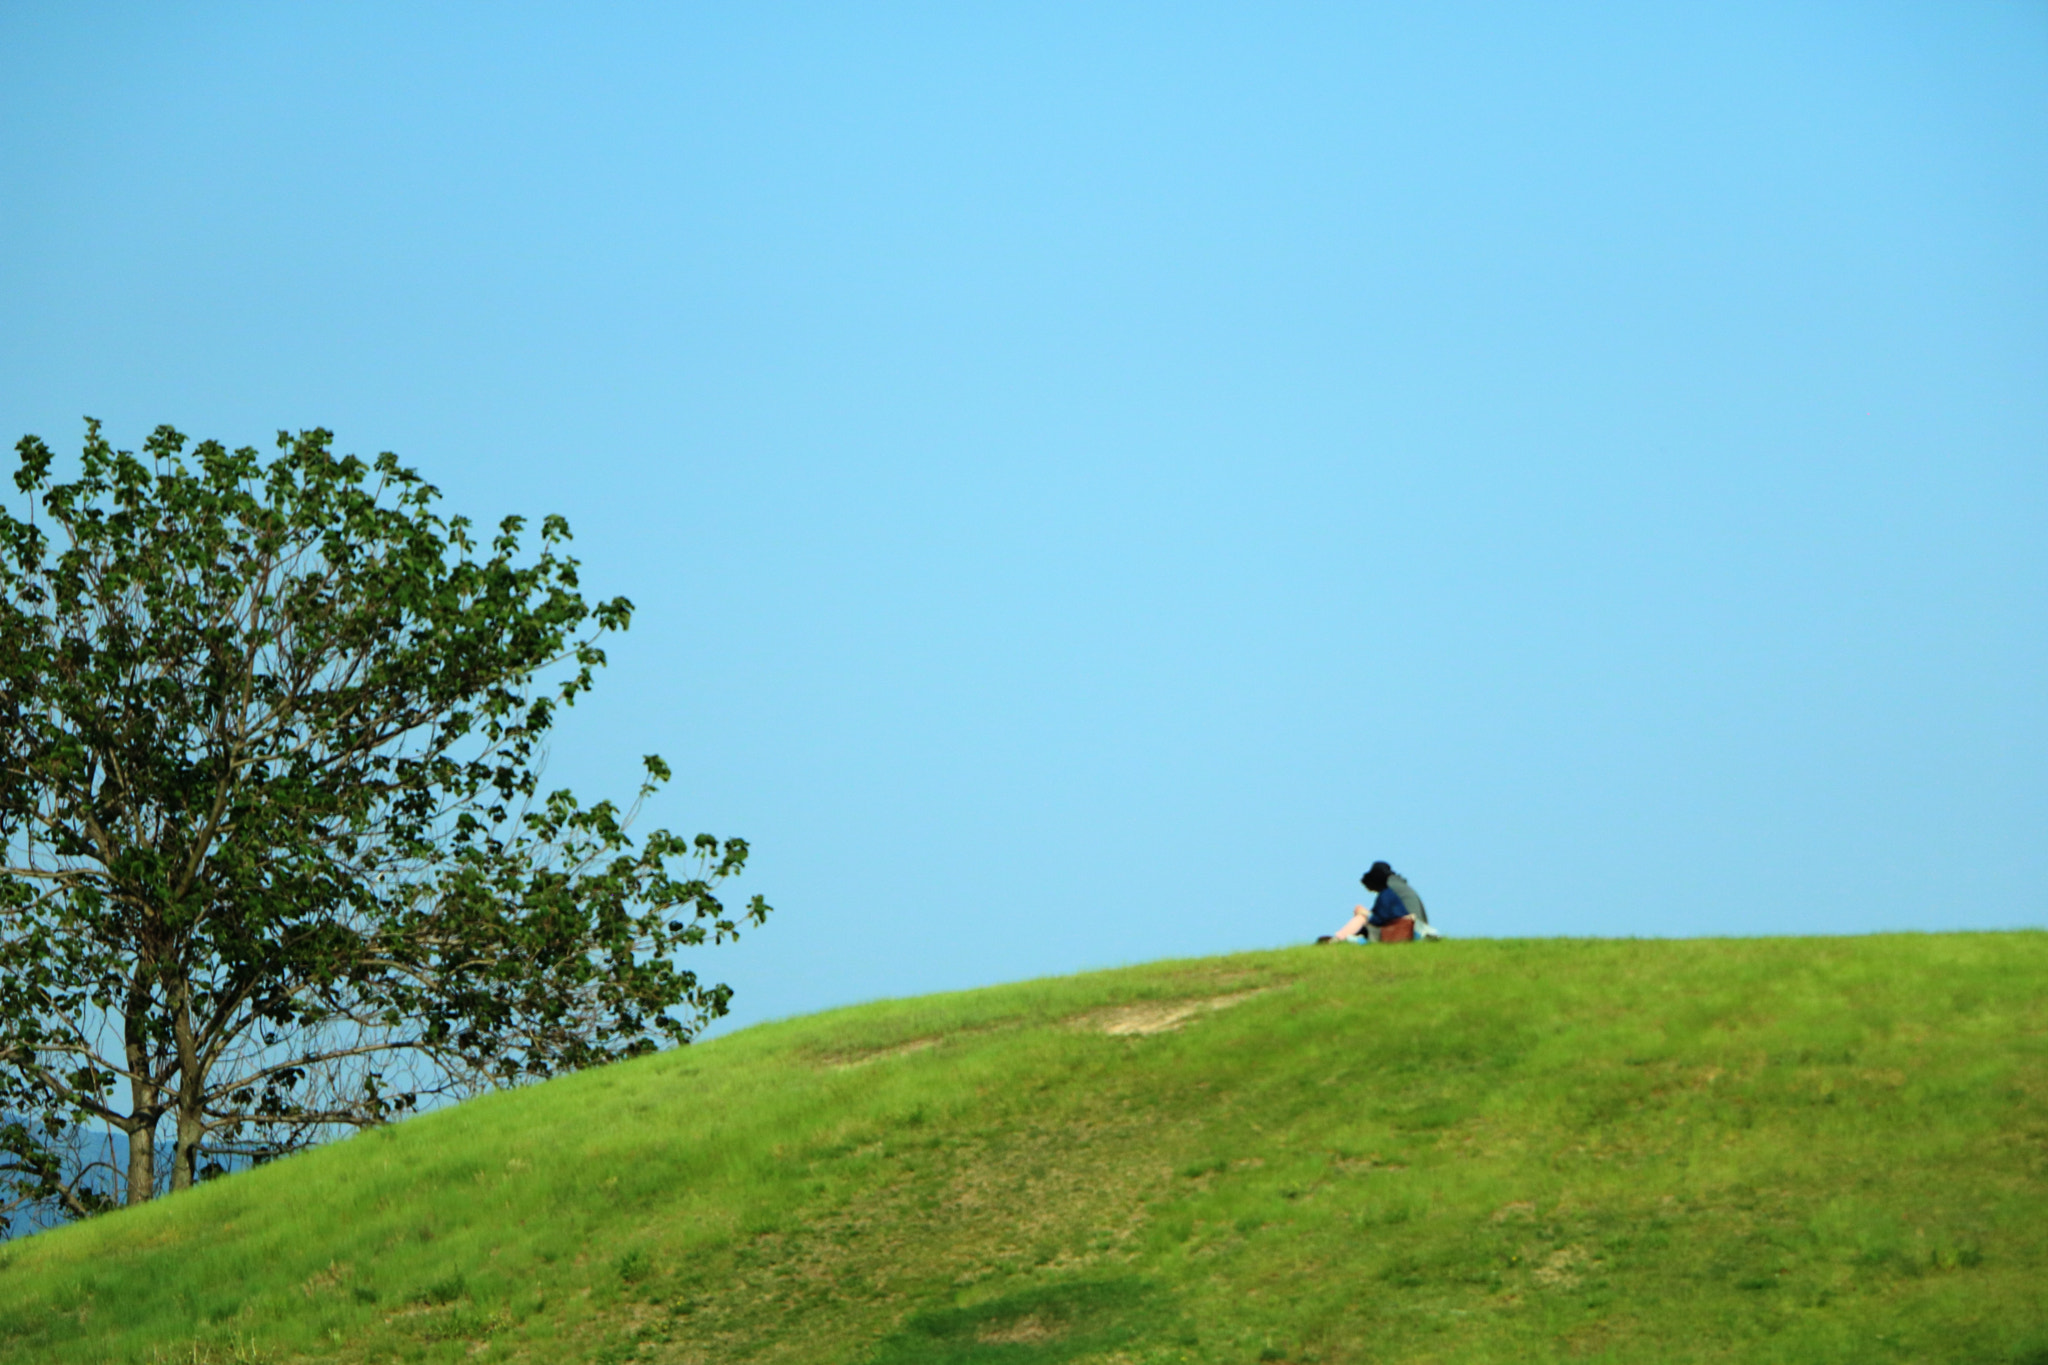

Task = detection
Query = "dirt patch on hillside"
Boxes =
[977,1314,1056,1343]
[1531,1246,1585,1289]
[820,1036,944,1070]
[815,986,1281,1064]
[1080,989,1273,1037]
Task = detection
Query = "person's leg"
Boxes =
[1322,908,1370,942]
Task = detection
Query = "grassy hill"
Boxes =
[1,933,2043,1364]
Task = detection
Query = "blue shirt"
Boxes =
[1367,887,1410,927]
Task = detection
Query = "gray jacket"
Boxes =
[1385,873,1429,926]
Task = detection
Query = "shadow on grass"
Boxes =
[860,1277,1186,1364]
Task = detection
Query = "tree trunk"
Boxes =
[122,994,158,1206]
[169,1101,203,1192]
[169,984,204,1194]
[121,1112,155,1206]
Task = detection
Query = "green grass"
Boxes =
[1,933,2044,1363]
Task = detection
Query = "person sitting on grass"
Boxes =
[1318,861,1434,944]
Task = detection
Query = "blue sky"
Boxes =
[2,3,2043,1034]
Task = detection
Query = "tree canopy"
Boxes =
[0,421,768,1228]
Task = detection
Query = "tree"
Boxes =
[0,421,768,1227]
